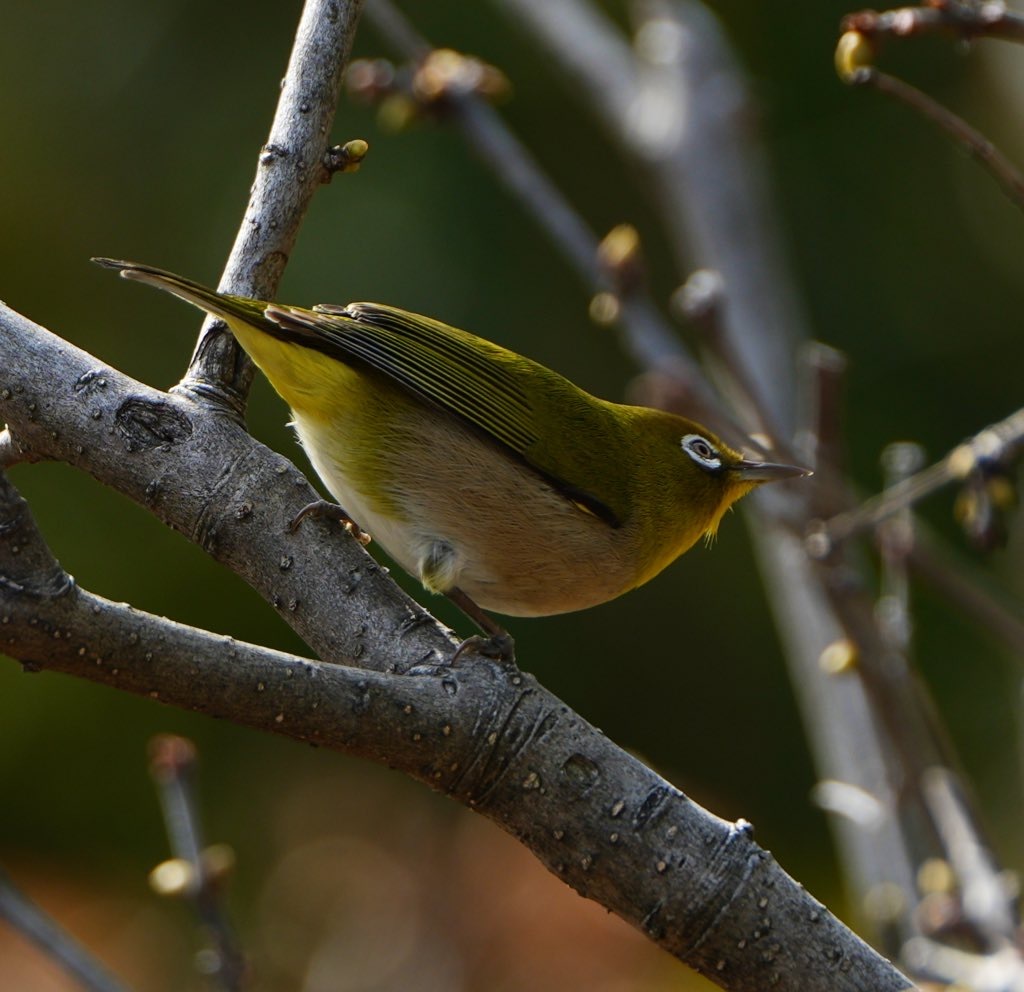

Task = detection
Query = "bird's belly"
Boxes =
[290,405,637,618]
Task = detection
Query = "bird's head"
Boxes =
[625,412,811,584]
[668,428,810,544]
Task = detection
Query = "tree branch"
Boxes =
[361,0,745,445]
[178,0,365,416]
[0,431,913,990]
[0,867,131,992]
[0,302,452,674]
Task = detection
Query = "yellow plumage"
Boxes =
[95,258,808,640]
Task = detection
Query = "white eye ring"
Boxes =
[681,433,722,471]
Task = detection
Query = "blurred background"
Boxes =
[1,0,1022,988]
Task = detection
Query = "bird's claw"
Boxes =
[289,499,371,545]
[451,632,517,666]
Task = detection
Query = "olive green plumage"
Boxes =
[94,258,807,621]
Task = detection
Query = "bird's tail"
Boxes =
[92,257,274,331]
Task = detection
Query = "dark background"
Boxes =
[1,1,1021,988]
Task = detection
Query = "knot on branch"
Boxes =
[115,397,194,452]
[321,138,370,181]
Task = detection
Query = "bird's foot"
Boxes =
[288,499,371,545]
[451,631,517,666]
[444,587,516,665]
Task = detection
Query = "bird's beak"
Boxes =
[733,458,813,483]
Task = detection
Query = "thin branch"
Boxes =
[844,65,1024,213]
[674,267,787,448]
[816,407,1024,550]
[843,2,1024,46]
[0,867,132,992]
[361,0,747,443]
[876,442,926,653]
[177,0,366,416]
[149,737,246,991]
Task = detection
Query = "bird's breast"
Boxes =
[289,394,647,617]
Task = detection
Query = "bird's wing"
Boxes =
[265,302,621,527]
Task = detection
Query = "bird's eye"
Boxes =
[681,434,722,471]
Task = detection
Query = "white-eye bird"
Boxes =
[95,258,808,655]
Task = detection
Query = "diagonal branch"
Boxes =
[0,302,453,674]
[178,0,366,416]
[0,868,131,992]
[0,438,913,990]
[362,0,750,450]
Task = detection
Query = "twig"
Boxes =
[361,0,747,440]
[673,268,787,447]
[843,2,1024,46]
[177,0,366,416]
[0,867,132,992]
[876,442,926,653]
[149,737,246,991]
[816,407,1024,550]
[844,65,1024,213]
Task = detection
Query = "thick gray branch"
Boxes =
[180,0,365,414]
[0,484,908,991]
[0,303,450,674]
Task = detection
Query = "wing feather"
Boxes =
[264,302,620,527]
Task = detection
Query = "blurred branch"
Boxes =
[842,2,1024,46]
[148,737,246,991]
[816,406,1024,549]
[177,0,366,417]
[844,63,1024,213]
[0,867,132,992]
[495,0,805,435]
[0,432,913,990]
[497,0,1022,983]
[876,442,923,658]
[673,267,785,448]
[360,0,747,445]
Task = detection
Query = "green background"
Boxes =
[1,1,1022,988]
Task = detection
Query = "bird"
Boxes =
[94,258,809,658]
